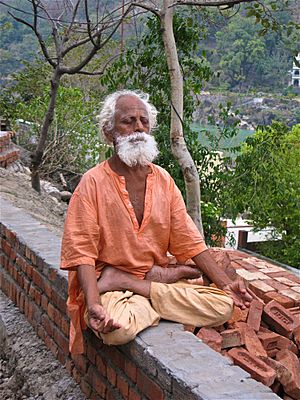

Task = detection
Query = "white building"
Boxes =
[291,52,300,87]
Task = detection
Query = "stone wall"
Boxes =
[0,197,281,400]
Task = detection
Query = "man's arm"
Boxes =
[192,249,253,309]
[77,265,121,333]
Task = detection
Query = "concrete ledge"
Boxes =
[0,196,280,399]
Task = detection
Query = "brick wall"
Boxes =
[0,131,20,168]
[0,197,280,400]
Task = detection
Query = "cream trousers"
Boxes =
[84,280,233,345]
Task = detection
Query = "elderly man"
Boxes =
[61,90,252,354]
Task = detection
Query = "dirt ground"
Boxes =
[0,165,66,236]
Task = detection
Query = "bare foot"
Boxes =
[97,266,150,297]
[145,264,202,284]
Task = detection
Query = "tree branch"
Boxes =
[8,11,57,68]
[170,0,255,7]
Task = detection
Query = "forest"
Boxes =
[0,0,299,267]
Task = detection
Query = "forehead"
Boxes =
[115,96,148,117]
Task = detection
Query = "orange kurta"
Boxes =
[61,160,206,353]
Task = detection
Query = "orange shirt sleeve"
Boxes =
[168,180,207,262]
[61,174,100,270]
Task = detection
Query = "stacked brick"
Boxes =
[195,249,300,400]
[0,131,20,168]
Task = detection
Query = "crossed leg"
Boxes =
[84,266,233,345]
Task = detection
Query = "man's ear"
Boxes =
[103,125,113,144]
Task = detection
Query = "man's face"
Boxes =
[109,96,159,167]
[113,95,150,138]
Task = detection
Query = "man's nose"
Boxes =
[134,119,144,132]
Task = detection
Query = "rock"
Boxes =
[60,191,72,202]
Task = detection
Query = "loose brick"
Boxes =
[228,348,276,386]
[226,305,248,326]
[221,328,244,349]
[263,300,297,339]
[136,369,164,400]
[293,325,300,349]
[265,279,290,292]
[247,299,264,332]
[236,269,269,281]
[276,349,300,399]
[248,280,276,301]
[274,277,297,287]
[196,327,222,353]
[265,292,294,308]
[257,331,298,355]
[279,289,300,306]
[236,322,267,358]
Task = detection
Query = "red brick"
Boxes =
[37,325,46,341]
[51,290,67,314]
[263,300,297,339]
[2,239,12,257]
[103,347,126,371]
[57,348,66,365]
[72,366,81,384]
[71,354,88,375]
[274,277,297,287]
[221,328,244,349]
[248,280,276,301]
[41,294,48,311]
[265,279,290,292]
[247,299,264,332]
[265,292,294,308]
[96,354,106,377]
[257,331,298,355]
[32,268,44,290]
[128,387,141,400]
[293,325,300,349]
[279,289,300,306]
[44,335,58,357]
[92,367,106,398]
[228,348,276,386]
[23,276,30,293]
[86,343,97,364]
[136,369,164,400]
[125,359,137,383]
[16,256,27,273]
[44,280,52,298]
[107,365,117,386]
[197,327,222,352]
[26,263,33,278]
[276,349,300,399]
[117,374,129,399]
[65,359,74,374]
[80,379,92,398]
[237,322,267,358]
[53,327,69,355]
[61,317,69,337]
[42,314,54,337]
[227,306,248,326]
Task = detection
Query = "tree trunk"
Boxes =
[160,0,204,236]
[31,68,61,192]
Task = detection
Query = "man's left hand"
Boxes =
[223,278,253,309]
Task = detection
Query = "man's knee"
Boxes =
[210,295,234,327]
[101,324,138,346]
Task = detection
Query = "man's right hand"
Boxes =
[87,303,122,334]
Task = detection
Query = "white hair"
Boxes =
[98,90,158,144]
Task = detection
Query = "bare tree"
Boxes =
[2,0,135,192]
[131,0,258,235]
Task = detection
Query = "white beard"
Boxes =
[114,132,159,167]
